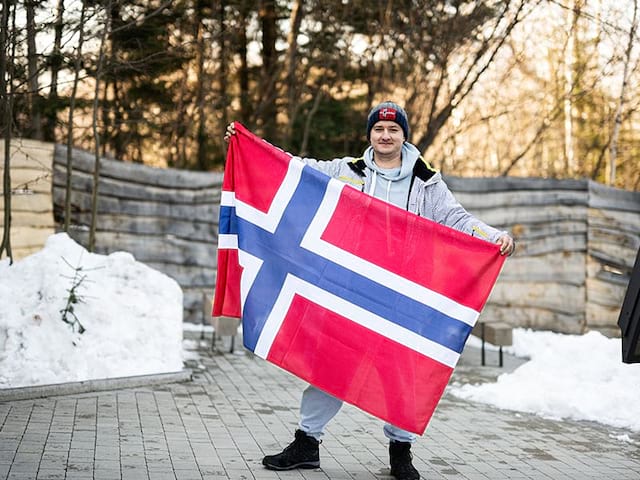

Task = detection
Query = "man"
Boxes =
[224,101,514,480]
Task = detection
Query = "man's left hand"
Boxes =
[497,234,515,256]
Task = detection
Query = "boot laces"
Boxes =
[282,431,318,459]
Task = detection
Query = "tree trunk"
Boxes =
[563,0,580,175]
[89,4,110,252]
[0,0,9,131]
[44,0,65,142]
[218,0,228,140]
[608,0,637,185]
[300,86,323,156]
[0,0,14,262]
[64,1,87,232]
[168,22,189,169]
[259,0,277,139]
[108,2,126,161]
[195,7,207,170]
[26,0,42,140]
[101,77,111,158]
[285,0,304,143]
[238,1,250,124]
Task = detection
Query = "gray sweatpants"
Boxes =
[298,385,417,443]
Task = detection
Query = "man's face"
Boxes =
[369,121,404,158]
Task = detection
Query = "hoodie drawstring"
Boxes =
[367,169,395,203]
[368,170,377,197]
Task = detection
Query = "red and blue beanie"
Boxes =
[366,101,410,140]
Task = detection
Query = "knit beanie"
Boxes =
[366,101,410,140]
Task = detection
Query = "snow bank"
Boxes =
[0,233,184,388]
[451,329,640,432]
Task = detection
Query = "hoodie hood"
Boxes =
[363,142,421,181]
[361,142,422,207]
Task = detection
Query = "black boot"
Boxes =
[262,429,320,470]
[389,441,420,480]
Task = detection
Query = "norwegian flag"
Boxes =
[213,123,505,434]
[378,107,397,120]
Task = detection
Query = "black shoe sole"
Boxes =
[262,460,320,471]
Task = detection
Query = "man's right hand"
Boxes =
[223,122,236,143]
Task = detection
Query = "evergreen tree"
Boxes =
[101,0,192,164]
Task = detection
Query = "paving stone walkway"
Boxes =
[1,333,639,480]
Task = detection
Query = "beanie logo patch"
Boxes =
[378,108,397,120]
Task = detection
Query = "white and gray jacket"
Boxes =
[295,143,507,243]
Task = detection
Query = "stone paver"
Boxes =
[1,334,639,480]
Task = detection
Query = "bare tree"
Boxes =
[257,0,278,139]
[25,0,42,140]
[44,0,65,141]
[284,0,305,143]
[609,0,638,185]
[501,103,564,175]
[300,85,325,156]
[562,0,584,175]
[167,11,189,169]
[412,0,540,152]
[195,2,208,170]
[64,1,88,232]
[218,0,229,138]
[0,0,14,262]
[238,1,251,124]
[89,3,111,252]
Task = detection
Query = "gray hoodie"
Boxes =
[296,143,507,243]
[361,143,419,207]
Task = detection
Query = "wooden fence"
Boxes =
[5,141,639,333]
[0,139,56,260]
[51,145,223,324]
[448,177,640,335]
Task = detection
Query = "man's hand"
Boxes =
[497,234,515,256]
[223,122,236,143]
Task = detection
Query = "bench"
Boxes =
[472,321,513,367]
